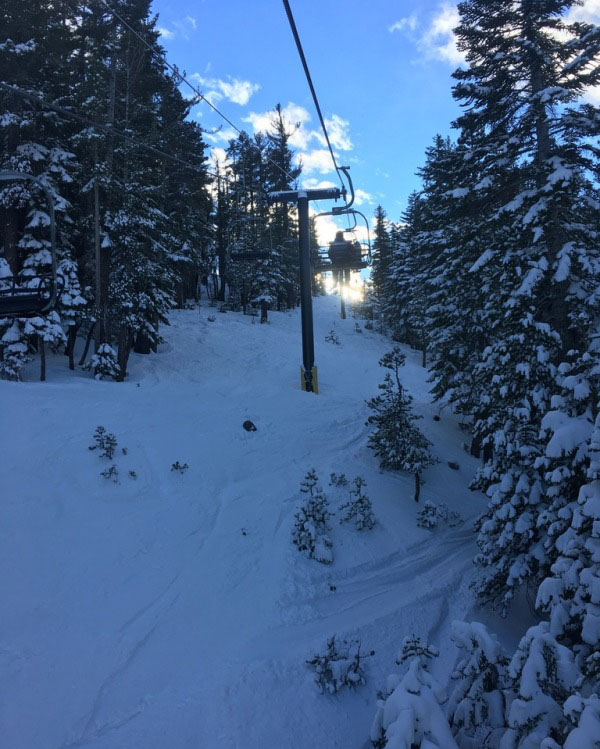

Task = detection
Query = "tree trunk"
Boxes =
[66,323,80,370]
[422,346,427,368]
[115,326,130,381]
[483,441,493,464]
[79,324,95,367]
[39,335,46,382]
[414,471,421,503]
[134,331,151,354]
[260,301,268,323]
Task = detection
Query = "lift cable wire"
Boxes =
[281,0,345,192]
[100,0,309,200]
[0,80,264,200]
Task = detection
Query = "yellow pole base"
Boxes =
[300,366,319,394]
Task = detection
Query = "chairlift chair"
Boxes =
[229,214,272,261]
[0,172,59,318]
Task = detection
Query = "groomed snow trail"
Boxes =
[1,296,486,749]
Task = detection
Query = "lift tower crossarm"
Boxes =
[267,187,342,204]
[268,187,342,393]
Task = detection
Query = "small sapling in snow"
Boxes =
[129,470,137,480]
[171,461,189,473]
[292,469,333,564]
[89,425,118,459]
[339,476,376,531]
[325,329,341,345]
[329,472,348,487]
[354,322,363,334]
[307,636,373,695]
[207,315,216,322]
[84,343,121,380]
[100,464,119,482]
[122,447,128,456]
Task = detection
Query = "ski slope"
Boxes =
[0,296,487,749]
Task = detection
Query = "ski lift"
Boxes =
[229,215,272,261]
[0,172,58,318]
[312,167,372,272]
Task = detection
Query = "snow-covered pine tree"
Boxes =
[447,0,600,610]
[264,104,301,311]
[447,620,512,748]
[370,205,392,330]
[366,347,436,501]
[536,400,600,687]
[339,476,375,530]
[291,469,333,564]
[501,622,579,747]
[370,636,457,748]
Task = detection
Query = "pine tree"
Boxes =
[502,622,579,747]
[370,636,457,748]
[447,621,511,747]
[339,476,375,530]
[370,205,392,329]
[448,0,600,609]
[366,347,436,501]
[291,469,333,564]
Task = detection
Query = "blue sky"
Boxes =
[150,0,600,242]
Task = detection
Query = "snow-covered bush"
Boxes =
[366,347,436,502]
[447,621,511,748]
[370,635,457,748]
[339,476,376,531]
[291,469,333,564]
[502,622,579,747]
[0,320,31,380]
[417,501,462,529]
[563,694,600,748]
[307,635,371,694]
[84,343,120,380]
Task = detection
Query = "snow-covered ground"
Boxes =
[1,295,489,749]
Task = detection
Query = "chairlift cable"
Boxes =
[0,81,261,199]
[281,0,345,193]
[100,0,307,198]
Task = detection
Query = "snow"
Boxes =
[0,295,485,748]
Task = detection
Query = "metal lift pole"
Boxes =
[269,186,342,393]
[297,192,316,391]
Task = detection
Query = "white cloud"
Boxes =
[191,74,261,106]
[244,103,315,149]
[322,114,353,151]
[419,3,465,65]
[389,15,418,33]
[204,126,239,145]
[311,211,342,245]
[302,178,337,190]
[297,149,336,175]
[584,84,600,105]
[157,15,197,41]
[568,0,600,23]
[208,147,231,176]
[354,189,373,206]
